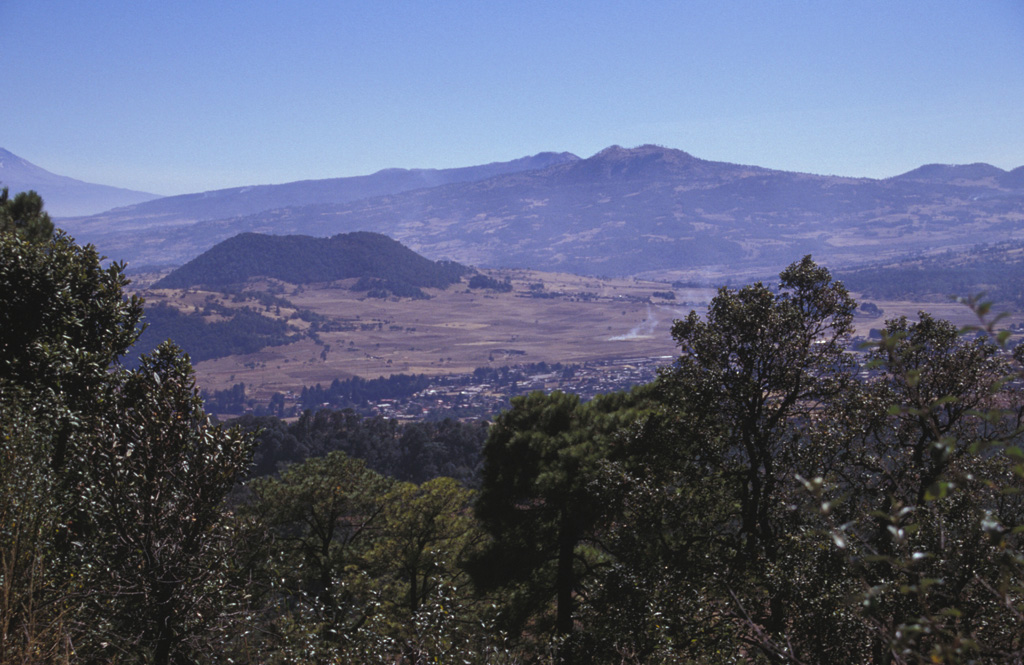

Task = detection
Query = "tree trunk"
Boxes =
[555,520,576,665]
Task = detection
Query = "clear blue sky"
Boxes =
[2,1,1022,196]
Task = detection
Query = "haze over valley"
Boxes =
[9,143,1024,282]
[6,4,1024,662]
[6,143,1024,419]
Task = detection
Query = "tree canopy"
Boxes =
[0,186,54,243]
[0,193,255,664]
[3,200,1023,665]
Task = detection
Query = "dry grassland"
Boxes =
[139,269,1020,403]
[143,271,702,400]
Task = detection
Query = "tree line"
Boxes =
[2,189,1023,663]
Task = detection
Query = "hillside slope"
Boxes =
[0,147,160,216]
[61,145,1024,278]
[154,231,469,290]
[60,151,578,236]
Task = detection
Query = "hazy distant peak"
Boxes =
[0,147,161,216]
[0,147,66,185]
[589,144,695,161]
[1001,165,1024,189]
[892,162,1006,183]
[533,151,581,161]
[0,148,39,173]
[561,144,713,182]
[66,150,583,225]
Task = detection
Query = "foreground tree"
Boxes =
[1,195,255,664]
[664,255,857,564]
[242,450,393,658]
[470,388,655,662]
[804,308,1024,663]
[68,344,255,663]
[471,390,606,647]
[625,256,861,659]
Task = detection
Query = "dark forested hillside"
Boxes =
[129,302,299,365]
[839,240,1024,308]
[153,231,469,289]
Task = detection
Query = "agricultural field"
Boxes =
[138,270,698,402]
[135,267,1024,407]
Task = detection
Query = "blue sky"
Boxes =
[2,1,1022,196]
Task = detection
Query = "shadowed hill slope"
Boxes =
[154,232,469,290]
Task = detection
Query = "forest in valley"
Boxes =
[3,189,1024,664]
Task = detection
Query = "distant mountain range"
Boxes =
[21,144,1024,279]
[83,151,579,225]
[0,148,160,216]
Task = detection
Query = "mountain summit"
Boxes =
[57,144,1024,279]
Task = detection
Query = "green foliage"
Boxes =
[238,453,492,661]
[0,186,54,243]
[665,255,856,561]
[66,344,255,663]
[799,304,1024,663]
[371,478,479,614]
[0,201,256,665]
[0,230,143,425]
[471,388,656,656]
[301,373,432,410]
[242,451,394,652]
[471,391,599,639]
[351,275,429,299]
[6,197,1024,664]
[0,396,71,664]
[238,409,487,485]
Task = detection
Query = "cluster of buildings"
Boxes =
[353,355,676,422]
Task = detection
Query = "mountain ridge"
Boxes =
[60,150,579,226]
[0,148,161,216]
[51,144,1024,278]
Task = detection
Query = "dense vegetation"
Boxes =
[154,231,469,291]
[1,186,53,243]
[236,410,488,485]
[130,301,299,365]
[1,218,252,663]
[839,240,1024,310]
[467,273,513,292]
[3,191,1024,664]
[300,374,435,411]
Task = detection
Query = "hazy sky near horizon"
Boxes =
[2,1,1022,196]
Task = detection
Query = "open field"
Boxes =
[141,270,702,401]
[137,269,1024,404]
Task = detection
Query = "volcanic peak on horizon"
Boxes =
[589,144,695,161]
